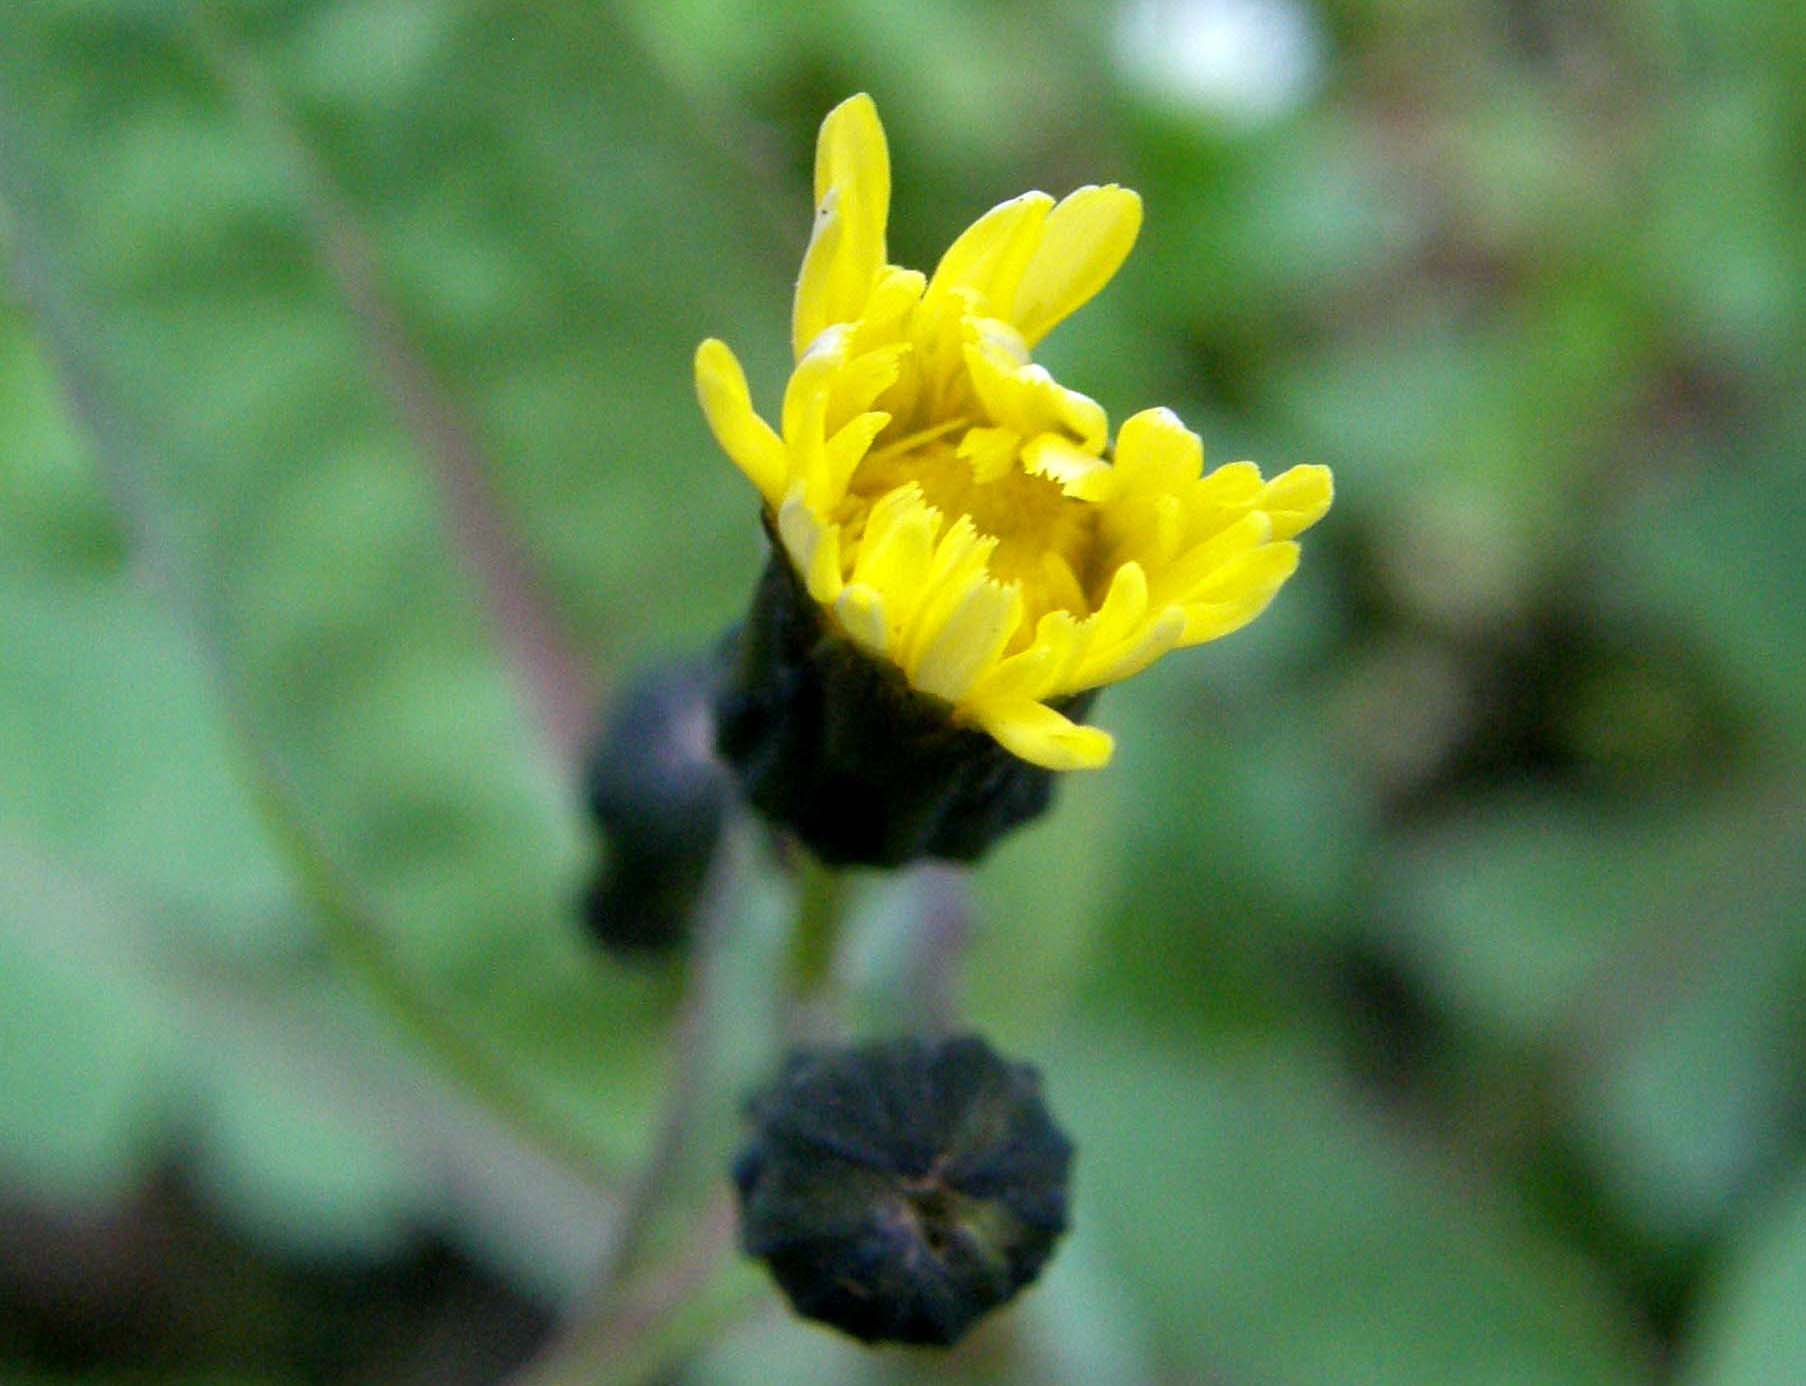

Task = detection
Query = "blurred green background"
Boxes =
[3,0,1804,1382]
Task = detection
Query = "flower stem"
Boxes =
[510,826,760,1385]
[789,854,851,997]
[898,862,974,1034]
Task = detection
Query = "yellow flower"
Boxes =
[696,94,1331,771]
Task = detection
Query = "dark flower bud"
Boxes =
[715,544,1097,868]
[733,1033,1074,1347]
[580,656,733,955]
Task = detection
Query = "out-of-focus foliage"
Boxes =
[2,0,1803,1382]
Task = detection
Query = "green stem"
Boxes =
[510,832,760,1385]
[790,854,851,995]
[243,757,621,1193]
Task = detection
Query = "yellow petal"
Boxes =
[1160,511,1274,599]
[976,610,1086,705]
[777,488,844,604]
[823,410,891,504]
[694,339,789,505]
[1013,185,1142,345]
[781,325,850,447]
[958,425,1021,484]
[1188,539,1299,605]
[1072,604,1185,689]
[918,514,988,602]
[1029,609,1087,689]
[1036,551,1089,618]
[1182,597,1269,645]
[827,342,908,434]
[1022,434,1118,500]
[910,577,1023,703]
[851,267,926,351]
[792,94,891,359]
[781,325,851,504]
[1114,406,1202,493]
[792,197,849,362]
[925,191,1053,317]
[1190,460,1264,509]
[1048,375,1110,451]
[1085,561,1150,654]
[1177,543,1300,645]
[963,336,1108,450]
[898,517,995,671]
[815,93,890,240]
[966,640,1061,705]
[967,312,1031,366]
[1260,464,1335,539]
[960,328,1025,428]
[971,699,1114,771]
[835,582,890,654]
[1144,493,1186,569]
[1069,562,1180,689]
[851,483,939,631]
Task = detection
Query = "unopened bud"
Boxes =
[733,1033,1074,1347]
[580,656,733,954]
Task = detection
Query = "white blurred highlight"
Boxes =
[1115,0,1326,125]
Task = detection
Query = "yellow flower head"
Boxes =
[696,94,1331,771]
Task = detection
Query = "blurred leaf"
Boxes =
[1073,666,1374,1035]
[1599,447,1806,757]
[964,761,1125,1044]
[0,829,625,1284]
[1580,955,1800,1252]
[1052,1028,1649,1385]
[0,310,125,570]
[1386,789,1795,1047]
[1569,785,1806,1249]
[0,576,293,948]
[0,888,172,1202]
[192,1045,418,1259]
[1638,78,1806,372]
[1387,797,1656,1043]
[1682,1166,1806,1386]
[0,5,695,1171]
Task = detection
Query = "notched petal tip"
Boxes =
[911,576,1024,705]
[1023,435,1117,501]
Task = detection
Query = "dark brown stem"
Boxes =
[192,9,599,774]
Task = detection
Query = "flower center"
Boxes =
[840,431,1098,637]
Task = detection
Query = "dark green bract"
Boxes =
[716,538,1096,868]
[733,1033,1074,1347]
